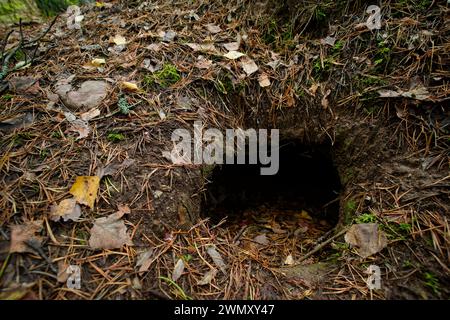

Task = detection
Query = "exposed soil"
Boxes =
[0,0,449,300]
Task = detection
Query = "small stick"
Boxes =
[29,15,59,62]
[0,30,14,64]
[26,15,59,45]
[232,225,248,244]
[0,15,59,82]
[296,227,349,264]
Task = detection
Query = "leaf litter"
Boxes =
[206,245,227,274]
[344,223,388,258]
[50,198,82,222]
[9,221,44,254]
[88,204,133,250]
[172,258,185,282]
[69,176,101,209]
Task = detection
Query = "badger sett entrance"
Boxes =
[201,139,342,239]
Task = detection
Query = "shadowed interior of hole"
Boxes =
[201,140,342,227]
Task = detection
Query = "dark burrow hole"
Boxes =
[201,140,342,233]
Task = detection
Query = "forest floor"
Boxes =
[0,0,449,300]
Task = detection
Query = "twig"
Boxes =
[25,15,59,45]
[0,16,59,82]
[29,15,59,62]
[0,30,14,64]
[0,20,24,81]
[18,18,27,65]
[296,227,349,264]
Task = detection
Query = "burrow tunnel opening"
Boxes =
[201,139,342,237]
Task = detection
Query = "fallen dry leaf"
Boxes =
[195,56,213,69]
[299,210,313,220]
[55,74,75,97]
[80,108,100,121]
[132,277,142,290]
[223,42,240,51]
[50,198,82,222]
[400,86,431,100]
[186,43,217,53]
[142,58,162,72]
[240,57,259,76]
[57,261,70,283]
[121,81,140,92]
[91,58,106,67]
[377,90,403,98]
[285,87,296,107]
[267,59,281,70]
[0,284,36,300]
[69,176,100,209]
[117,204,131,215]
[172,258,185,282]
[206,23,221,34]
[345,223,388,258]
[9,220,43,253]
[96,158,136,178]
[321,36,336,46]
[253,234,269,245]
[258,73,271,87]
[223,50,245,60]
[147,43,162,52]
[184,10,200,21]
[206,245,226,274]
[136,249,154,273]
[112,34,127,46]
[83,58,106,70]
[161,30,177,42]
[284,254,295,265]
[88,210,133,250]
[47,91,59,103]
[67,119,90,140]
[21,171,36,182]
[197,268,217,286]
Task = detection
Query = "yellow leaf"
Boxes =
[121,81,140,92]
[91,58,106,67]
[82,58,106,70]
[69,176,100,209]
[112,34,127,46]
